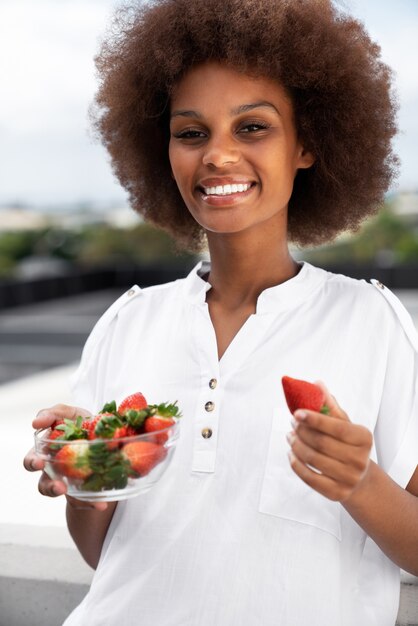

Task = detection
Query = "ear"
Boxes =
[297,146,315,170]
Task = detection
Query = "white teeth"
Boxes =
[203,183,251,196]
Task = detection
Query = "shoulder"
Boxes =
[107,277,185,318]
[81,277,186,353]
[311,263,418,352]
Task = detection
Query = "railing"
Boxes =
[0,261,417,310]
[0,262,196,310]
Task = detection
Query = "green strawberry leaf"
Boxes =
[103,464,129,489]
[81,474,106,492]
[82,443,130,491]
[125,408,150,429]
[94,415,123,438]
[149,401,182,418]
[100,400,117,414]
[55,416,87,440]
[88,442,112,470]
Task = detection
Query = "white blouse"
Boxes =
[64,261,418,626]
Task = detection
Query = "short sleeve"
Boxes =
[372,284,418,488]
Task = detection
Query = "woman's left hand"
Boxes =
[287,382,373,502]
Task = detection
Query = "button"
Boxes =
[205,401,215,412]
[201,427,213,439]
[127,289,136,296]
[376,281,385,290]
[209,378,217,389]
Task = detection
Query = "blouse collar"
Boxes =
[182,260,328,314]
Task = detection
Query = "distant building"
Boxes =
[0,207,49,232]
[391,191,418,222]
[0,204,141,232]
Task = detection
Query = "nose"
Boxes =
[202,134,240,168]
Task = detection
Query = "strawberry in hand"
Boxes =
[282,376,330,415]
[284,379,373,503]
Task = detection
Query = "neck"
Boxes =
[205,228,299,310]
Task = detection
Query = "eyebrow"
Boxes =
[170,101,281,119]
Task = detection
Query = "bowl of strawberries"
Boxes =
[34,392,181,501]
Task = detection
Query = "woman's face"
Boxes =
[169,62,314,237]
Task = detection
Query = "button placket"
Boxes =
[192,374,221,471]
[191,306,221,473]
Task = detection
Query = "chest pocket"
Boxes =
[258,407,342,541]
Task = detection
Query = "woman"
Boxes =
[24,1,418,624]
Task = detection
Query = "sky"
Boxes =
[0,0,417,209]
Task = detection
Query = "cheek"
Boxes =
[168,147,193,188]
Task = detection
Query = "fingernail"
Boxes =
[291,418,298,430]
[295,410,307,420]
[286,432,296,446]
[288,450,296,465]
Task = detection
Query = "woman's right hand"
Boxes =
[23,404,109,511]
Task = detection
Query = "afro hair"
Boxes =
[91,0,399,250]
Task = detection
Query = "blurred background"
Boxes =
[0,0,418,385]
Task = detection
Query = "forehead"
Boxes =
[170,61,293,115]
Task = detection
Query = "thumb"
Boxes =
[314,380,349,421]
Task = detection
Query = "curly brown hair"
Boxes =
[91,0,398,250]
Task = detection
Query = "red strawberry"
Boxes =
[118,392,148,416]
[54,442,92,479]
[113,425,137,439]
[82,415,102,440]
[282,376,329,415]
[106,425,138,450]
[48,428,64,441]
[144,416,175,444]
[122,441,167,476]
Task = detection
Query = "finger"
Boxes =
[293,424,372,468]
[23,450,45,472]
[66,495,108,511]
[293,411,372,448]
[33,404,92,429]
[288,451,353,502]
[38,472,67,498]
[314,380,348,421]
[288,432,365,487]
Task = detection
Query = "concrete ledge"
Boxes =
[0,535,417,625]
[0,577,89,626]
[0,524,93,626]
[398,572,418,626]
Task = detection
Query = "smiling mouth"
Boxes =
[199,182,255,197]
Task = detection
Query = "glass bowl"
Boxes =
[34,421,180,501]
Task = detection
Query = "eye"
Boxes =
[172,129,207,140]
[238,122,270,134]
